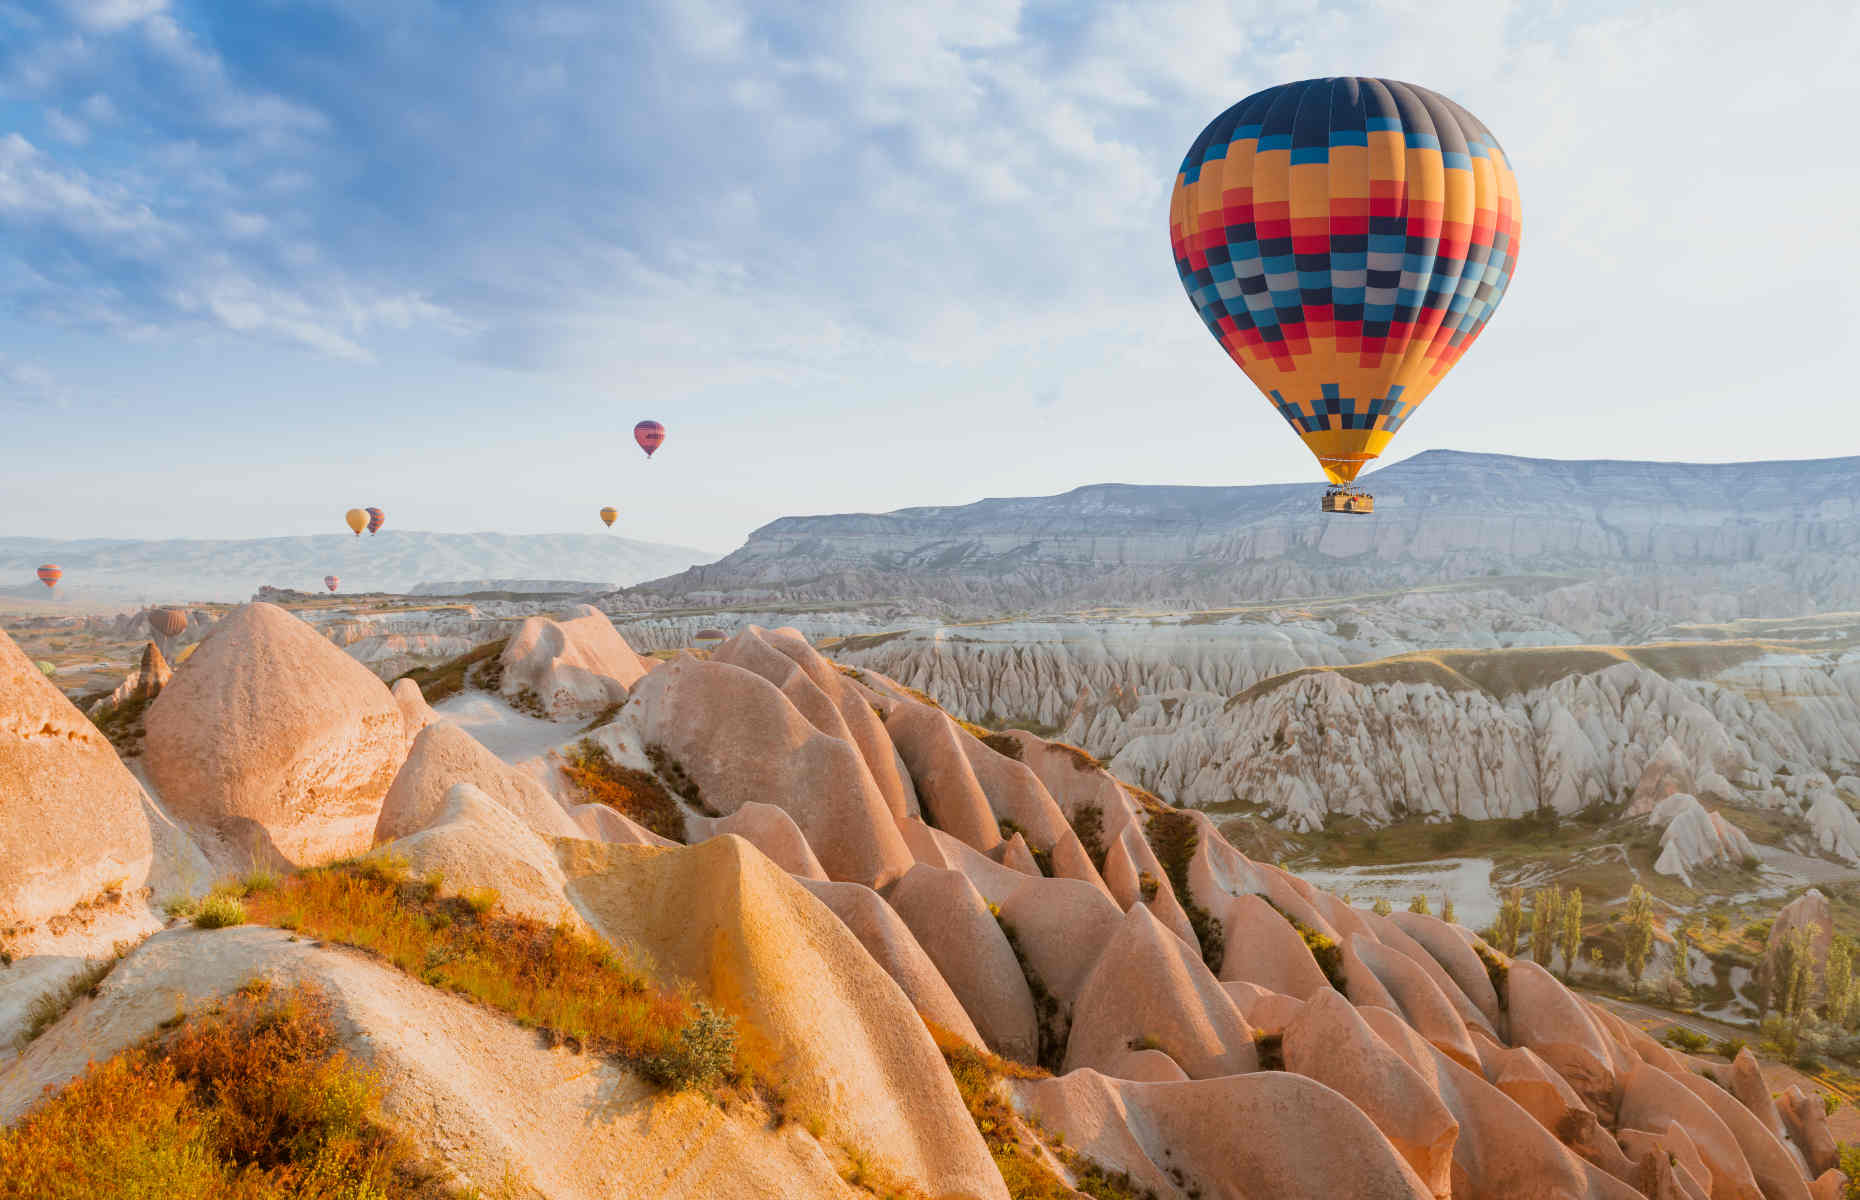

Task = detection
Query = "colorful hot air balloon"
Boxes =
[634,420,666,458]
[694,629,726,647]
[599,506,618,529]
[1170,77,1521,513]
[35,564,61,589]
[345,508,367,537]
[365,507,385,535]
[149,608,188,639]
[324,575,340,593]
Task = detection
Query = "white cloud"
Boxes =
[61,0,165,34]
[0,355,70,407]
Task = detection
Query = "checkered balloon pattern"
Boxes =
[1170,77,1521,485]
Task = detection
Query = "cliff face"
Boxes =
[621,450,1860,615]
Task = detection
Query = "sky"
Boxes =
[2,0,1857,553]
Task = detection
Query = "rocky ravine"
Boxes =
[3,605,1851,1198]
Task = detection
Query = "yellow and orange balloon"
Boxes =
[344,508,367,537]
[599,506,618,529]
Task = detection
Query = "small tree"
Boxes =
[1441,894,1456,926]
[1408,893,1430,915]
[1673,925,1691,994]
[1829,934,1856,1028]
[1560,888,1584,976]
[1623,885,1656,992]
[1786,925,1814,1029]
[1372,897,1393,917]
[1494,888,1525,956]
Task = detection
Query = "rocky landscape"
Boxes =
[7,602,1860,1198]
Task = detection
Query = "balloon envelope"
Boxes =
[1170,77,1521,484]
[365,506,385,535]
[35,564,61,589]
[324,575,340,593]
[599,506,618,528]
[694,629,726,644]
[633,420,665,458]
[344,508,367,536]
[149,608,188,638]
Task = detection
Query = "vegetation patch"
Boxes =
[13,944,129,1051]
[243,858,741,1094]
[1473,941,1511,1011]
[1071,804,1108,872]
[89,693,152,758]
[998,820,1054,878]
[927,1023,1156,1200]
[1263,898,1345,993]
[981,732,1024,761]
[393,637,509,705]
[1053,741,1103,772]
[644,742,719,817]
[1144,810,1224,974]
[0,982,466,1200]
[1663,1026,1711,1054]
[563,738,686,843]
[992,907,1066,1072]
[1118,780,1169,817]
[1252,1031,1285,1072]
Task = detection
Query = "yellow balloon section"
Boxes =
[599,507,618,528]
[344,508,367,535]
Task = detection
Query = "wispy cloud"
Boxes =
[0,354,69,407]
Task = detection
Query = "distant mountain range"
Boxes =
[0,532,720,604]
[618,450,1860,617]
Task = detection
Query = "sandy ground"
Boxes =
[433,692,570,764]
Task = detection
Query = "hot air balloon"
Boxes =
[598,506,619,529]
[345,508,367,537]
[1170,77,1521,514]
[148,608,188,639]
[634,420,666,458]
[694,629,726,648]
[365,507,385,535]
[35,564,61,589]
[324,575,340,593]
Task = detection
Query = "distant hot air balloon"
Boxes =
[599,506,618,529]
[148,608,188,639]
[1170,77,1521,514]
[345,508,367,537]
[694,629,726,647]
[35,564,61,589]
[324,575,340,593]
[365,507,385,535]
[634,420,666,458]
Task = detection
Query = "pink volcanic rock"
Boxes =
[885,864,1038,1062]
[895,816,953,868]
[1778,1085,1838,1176]
[921,822,1040,906]
[1014,1067,1433,1199]
[957,729,1112,897]
[1587,1001,1685,1074]
[1621,1123,1718,1198]
[1309,888,1380,944]
[625,657,911,888]
[376,721,579,843]
[1671,1067,1813,1200]
[496,606,649,717]
[1391,910,1506,1031]
[1218,892,1333,1000]
[1223,981,1306,1035]
[1064,903,1256,1079]
[796,877,985,1050]
[0,627,154,928]
[1283,988,1460,1197]
[143,602,402,867]
[1355,1006,1638,1200]
[1728,1047,1791,1144]
[568,803,675,846]
[1488,1044,1637,1182]
[692,802,828,881]
[387,783,581,927]
[1364,910,1497,1039]
[993,874,1125,1011]
[1618,1060,1764,1200]
[1184,808,1269,902]
[1811,1170,1849,1200]
[1506,959,1620,1117]
[882,702,1002,853]
[752,629,914,818]
[1102,1048,1187,1082]
[993,831,1041,877]
[389,677,440,744]
[88,640,171,722]
[1351,934,1480,1070]
[1336,935,1403,1011]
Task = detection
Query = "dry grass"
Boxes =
[243,858,738,1092]
[1144,811,1223,973]
[393,638,509,705]
[0,982,461,1200]
[561,738,687,843]
[13,945,129,1050]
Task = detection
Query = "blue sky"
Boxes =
[2,0,1856,551]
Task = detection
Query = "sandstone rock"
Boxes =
[1650,793,1756,883]
[1488,1044,1637,1182]
[559,836,1006,1200]
[1217,892,1333,1000]
[1811,1169,1849,1200]
[570,803,676,846]
[498,606,650,717]
[1367,909,1497,1038]
[1506,959,1619,1117]
[1013,1067,1434,1199]
[377,721,580,843]
[993,874,1125,1012]
[1778,1085,1838,1176]
[795,877,985,1050]
[391,676,440,742]
[956,727,1112,896]
[386,783,582,927]
[144,602,403,868]
[1064,902,1256,1079]
[1727,1047,1790,1145]
[88,641,171,718]
[993,830,1041,877]
[885,864,1038,1062]
[1670,1067,1813,1200]
[1618,1060,1764,1200]
[0,628,154,930]
[1618,1129,1710,1200]
[1103,1047,1187,1081]
[883,702,1002,853]
[1806,791,1860,863]
[1283,988,1460,1196]
[1627,736,1694,818]
[1350,933,1481,1070]
[691,802,828,881]
[1224,980,1306,1035]
[625,658,911,888]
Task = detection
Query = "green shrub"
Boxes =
[639,1003,737,1092]
[1072,804,1108,872]
[1663,1026,1711,1054]
[192,895,246,930]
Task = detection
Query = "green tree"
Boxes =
[1530,886,1564,968]
[1408,894,1430,916]
[1561,889,1583,975]
[1827,934,1855,1028]
[1494,888,1525,956]
[1673,925,1691,987]
[1623,885,1656,992]
[1441,894,1456,926]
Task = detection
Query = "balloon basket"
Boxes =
[1321,487,1375,515]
